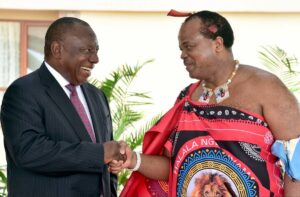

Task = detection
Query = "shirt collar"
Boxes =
[44,61,70,88]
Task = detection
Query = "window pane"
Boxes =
[27,26,48,73]
[0,22,20,87]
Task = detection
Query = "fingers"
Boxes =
[105,140,141,173]
[103,140,136,168]
[108,160,124,174]
[103,141,124,163]
[122,145,136,169]
[118,140,127,162]
[118,140,127,155]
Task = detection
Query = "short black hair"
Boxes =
[184,10,234,48]
[44,17,90,59]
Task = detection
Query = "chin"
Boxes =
[77,77,89,84]
[189,73,198,80]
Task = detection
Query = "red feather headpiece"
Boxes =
[167,9,192,17]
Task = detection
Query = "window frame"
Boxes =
[0,19,51,92]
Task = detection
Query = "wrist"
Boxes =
[130,151,141,171]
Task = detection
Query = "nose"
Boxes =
[89,52,99,64]
[180,50,187,59]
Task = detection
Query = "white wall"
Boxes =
[1,0,300,12]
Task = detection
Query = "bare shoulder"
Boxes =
[226,65,282,115]
[241,65,279,85]
[239,64,292,99]
[239,64,300,139]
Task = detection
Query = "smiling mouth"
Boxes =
[184,60,193,67]
[184,62,193,69]
[81,66,92,71]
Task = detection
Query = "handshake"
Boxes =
[103,140,138,174]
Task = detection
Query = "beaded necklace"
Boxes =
[199,61,239,103]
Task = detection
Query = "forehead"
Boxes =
[63,25,98,45]
[178,18,204,43]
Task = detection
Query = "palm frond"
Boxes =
[117,170,131,188]
[258,45,300,93]
[259,46,298,73]
[125,113,163,150]
[0,167,7,196]
[113,107,143,139]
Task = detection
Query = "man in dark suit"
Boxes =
[0,17,124,197]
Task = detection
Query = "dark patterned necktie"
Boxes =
[66,84,96,143]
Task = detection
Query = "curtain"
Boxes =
[0,22,20,87]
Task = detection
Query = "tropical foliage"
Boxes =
[258,45,300,93]
[90,59,162,190]
[0,166,7,197]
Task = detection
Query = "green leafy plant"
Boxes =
[259,45,300,93]
[0,166,7,197]
[90,59,161,190]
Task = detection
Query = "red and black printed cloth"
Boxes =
[121,82,283,197]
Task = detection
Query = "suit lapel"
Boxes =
[81,85,113,196]
[81,84,105,143]
[38,64,92,142]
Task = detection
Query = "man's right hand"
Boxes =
[103,140,127,164]
[108,140,136,174]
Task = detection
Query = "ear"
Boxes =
[50,41,63,58]
[214,36,225,53]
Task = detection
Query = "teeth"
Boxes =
[81,67,92,71]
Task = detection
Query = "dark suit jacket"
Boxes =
[0,63,117,197]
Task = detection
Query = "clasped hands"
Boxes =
[103,140,136,174]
